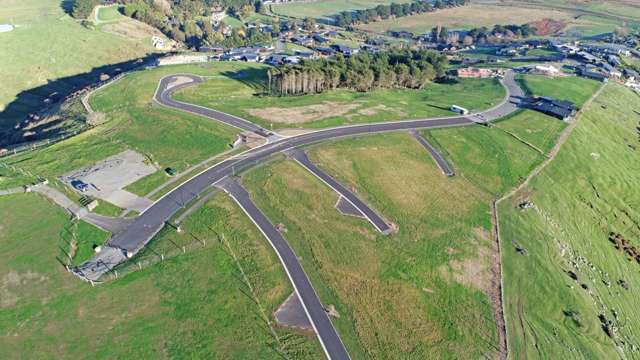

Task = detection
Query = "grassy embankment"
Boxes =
[0,192,324,359]
[0,0,163,124]
[500,82,640,358]
[174,66,505,130]
[0,63,254,196]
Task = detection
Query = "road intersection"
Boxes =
[74,69,524,360]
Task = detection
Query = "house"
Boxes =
[624,68,639,81]
[366,38,384,46]
[312,34,329,43]
[315,47,335,56]
[576,51,599,63]
[526,96,577,120]
[606,54,621,67]
[582,70,609,82]
[241,53,260,62]
[330,44,358,57]
[211,10,226,25]
[290,35,313,46]
[389,30,414,39]
[266,54,287,66]
[295,50,314,58]
[284,56,301,64]
[462,57,484,65]
[532,64,560,76]
[600,62,622,77]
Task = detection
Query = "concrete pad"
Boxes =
[60,150,156,212]
[103,189,153,212]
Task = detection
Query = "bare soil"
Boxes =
[246,102,360,124]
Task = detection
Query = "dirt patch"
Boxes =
[1,270,47,307]
[102,19,175,49]
[347,104,407,119]
[440,228,493,292]
[167,76,196,90]
[530,18,567,36]
[246,101,360,124]
[275,128,316,137]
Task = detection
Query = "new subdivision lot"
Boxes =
[173,65,505,130]
[241,120,546,358]
[0,63,249,195]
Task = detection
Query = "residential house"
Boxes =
[526,96,577,120]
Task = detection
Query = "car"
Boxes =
[71,179,89,192]
[165,167,177,176]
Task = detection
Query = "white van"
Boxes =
[450,105,469,115]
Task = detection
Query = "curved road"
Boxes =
[109,69,521,254]
[75,70,524,360]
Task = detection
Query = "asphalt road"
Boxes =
[287,148,391,234]
[155,74,273,138]
[77,70,522,273]
[217,177,351,360]
[411,130,455,177]
[74,70,524,358]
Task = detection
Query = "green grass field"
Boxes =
[0,63,247,192]
[500,83,640,358]
[271,0,411,20]
[174,66,505,130]
[517,74,601,107]
[0,192,324,359]
[424,124,545,196]
[241,118,546,357]
[358,4,575,33]
[495,109,567,154]
[96,5,123,23]
[0,0,159,126]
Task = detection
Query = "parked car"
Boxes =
[71,179,89,192]
[165,167,177,176]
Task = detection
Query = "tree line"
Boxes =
[333,0,468,28]
[115,0,263,47]
[70,0,101,19]
[268,49,448,96]
[431,23,537,45]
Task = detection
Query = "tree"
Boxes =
[254,0,265,14]
[71,0,100,19]
[303,17,316,31]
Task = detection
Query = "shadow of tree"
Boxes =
[220,67,269,94]
[60,0,74,16]
[0,53,162,148]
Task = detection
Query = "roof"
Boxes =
[528,96,576,119]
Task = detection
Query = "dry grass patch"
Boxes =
[358,4,576,32]
[440,228,494,293]
[246,102,360,124]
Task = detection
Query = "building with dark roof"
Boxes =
[526,96,577,120]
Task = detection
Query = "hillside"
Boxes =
[500,83,640,358]
[0,0,166,146]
